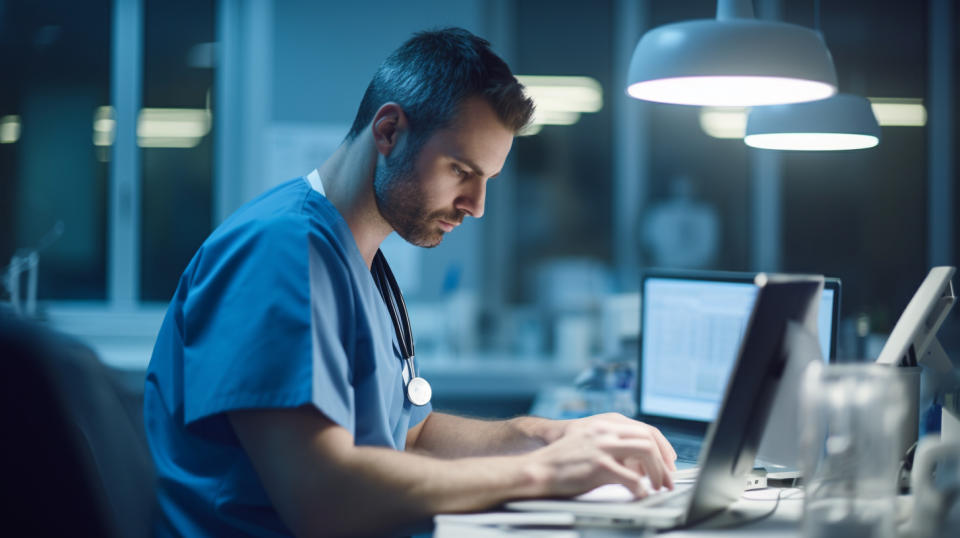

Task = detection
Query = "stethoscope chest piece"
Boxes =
[406,375,432,407]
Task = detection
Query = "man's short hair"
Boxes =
[346,27,535,146]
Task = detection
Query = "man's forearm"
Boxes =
[410,412,567,458]
[288,429,552,536]
[330,445,543,532]
[231,408,550,537]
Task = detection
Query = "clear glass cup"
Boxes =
[800,363,907,538]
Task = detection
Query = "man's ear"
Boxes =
[371,103,408,158]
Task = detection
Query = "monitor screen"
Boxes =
[640,276,835,423]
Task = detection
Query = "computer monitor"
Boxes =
[876,266,956,369]
[638,270,840,427]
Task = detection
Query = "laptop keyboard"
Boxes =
[640,483,694,508]
[674,443,700,463]
[670,436,702,463]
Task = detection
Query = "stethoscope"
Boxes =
[372,250,432,406]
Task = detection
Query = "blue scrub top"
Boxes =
[144,171,432,537]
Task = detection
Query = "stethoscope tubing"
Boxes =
[372,250,430,405]
[373,250,415,362]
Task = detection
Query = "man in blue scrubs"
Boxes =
[145,28,677,536]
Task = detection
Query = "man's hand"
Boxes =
[549,413,678,468]
[408,412,677,498]
[523,413,678,498]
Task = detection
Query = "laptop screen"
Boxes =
[639,274,838,423]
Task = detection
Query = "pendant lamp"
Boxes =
[626,0,838,106]
[744,93,880,150]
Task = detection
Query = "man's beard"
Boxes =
[373,141,465,248]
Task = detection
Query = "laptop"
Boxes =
[637,270,840,466]
[507,274,825,529]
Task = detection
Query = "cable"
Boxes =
[898,441,919,494]
[714,488,801,530]
[667,488,802,533]
[741,487,804,502]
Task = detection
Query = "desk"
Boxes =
[433,494,931,537]
[434,488,805,537]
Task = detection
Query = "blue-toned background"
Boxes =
[1,0,957,418]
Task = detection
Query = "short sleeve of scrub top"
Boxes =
[177,176,431,435]
[181,212,355,429]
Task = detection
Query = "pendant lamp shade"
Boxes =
[626,1,838,106]
[745,93,881,151]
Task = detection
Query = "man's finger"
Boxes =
[600,439,672,490]
[591,423,677,474]
[598,457,646,498]
[648,426,678,471]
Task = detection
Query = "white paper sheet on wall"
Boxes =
[265,122,348,188]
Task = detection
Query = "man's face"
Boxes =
[374,97,515,247]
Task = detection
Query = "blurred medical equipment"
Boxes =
[902,435,960,538]
[876,267,958,441]
[2,221,63,318]
[530,258,612,367]
[871,267,960,537]
[800,363,907,538]
[641,176,720,269]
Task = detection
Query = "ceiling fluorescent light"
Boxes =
[92,106,212,148]
[138,137,208,149]
[530,109,581,126]
[516,75,603,135]
[518,123,543,136]
[626,0,837,106]
[518,76,603,114]
[137,108,211,148]
[868,97,926,127]
[0,115,20,144]
[93,106,116,146]
[699,107,748,138]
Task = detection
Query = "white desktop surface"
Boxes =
[434,488,805,537]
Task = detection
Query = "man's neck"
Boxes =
[317,134,392,268]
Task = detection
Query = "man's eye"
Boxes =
[453,165,467,178]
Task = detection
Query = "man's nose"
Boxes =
[455,177,486,219]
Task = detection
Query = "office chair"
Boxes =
[0,311,156,537]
